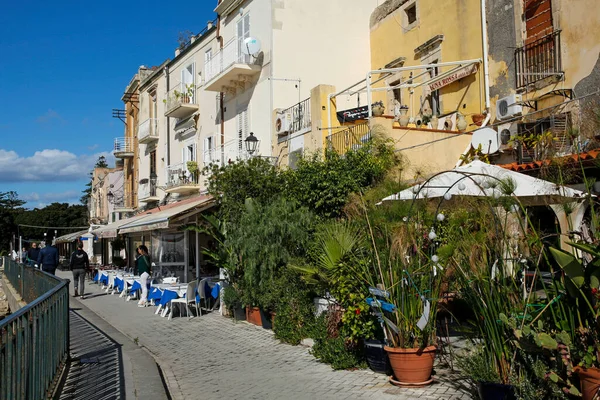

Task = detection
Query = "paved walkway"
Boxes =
[57,271,473,400]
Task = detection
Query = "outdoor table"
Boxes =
[148,283,189,315]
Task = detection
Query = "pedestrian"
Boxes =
[20,247,27,263]
[136,245,151,307]
[27,243,40,267]
[70,242,89,299]
[38,242,59,275]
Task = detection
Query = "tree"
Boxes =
[15,203,87,240]
[80,155,109,205]
[0,191,25,253]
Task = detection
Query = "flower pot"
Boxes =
[415,114,423,128]
[574,366,600,400]
[471,113,485,126]
[384,345,436,385]
[246,306,262,326]
[456,113,468,132]
[477,381,516,400]
[233,306,246,321]
[444,116,454,131]
[364,340,391,374]
[372,105,385,117]
[398,110,410,127]
[260,309,273,330]
[430,115,439,129]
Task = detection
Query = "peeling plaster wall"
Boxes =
[486,0,517,103]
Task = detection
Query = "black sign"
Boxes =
[336,105,369,123]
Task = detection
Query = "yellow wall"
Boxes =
[370,116,473,178]
[369,0,485,119]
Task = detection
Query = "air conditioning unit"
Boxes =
[275,110,292,135]
[497,122,518,151]
[496,94,523,121]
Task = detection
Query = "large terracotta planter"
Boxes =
[384,345,436,385]
[575,366,600,400]
[246,306,262,326]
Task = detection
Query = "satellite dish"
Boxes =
[241,37,261,56]
[471,127,499,154]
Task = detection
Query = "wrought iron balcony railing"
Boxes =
[515,30,563,90]
[279,97,311,136]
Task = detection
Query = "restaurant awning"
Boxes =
[92,212,154,239]
[55,230,89,244]
[118,196,214,234]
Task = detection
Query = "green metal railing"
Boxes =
[0,257,69,400]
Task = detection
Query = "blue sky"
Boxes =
[0,1,215,208]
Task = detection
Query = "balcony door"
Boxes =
[181,63,195,102]
[524,0,553,45]
[237,13,250,63]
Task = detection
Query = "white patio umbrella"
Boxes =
[380,160,588,206]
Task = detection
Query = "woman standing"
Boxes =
[136,245,151,307]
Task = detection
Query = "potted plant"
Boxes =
[186,161,199,184]
[223,285,245,321]
[372,101,385,117]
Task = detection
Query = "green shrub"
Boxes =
[273,268,316,345]
[311,336,366,370]
[222,285,242,313]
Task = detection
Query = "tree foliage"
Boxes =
[15,203,87,240]
[0,191,25,252]
[80,155,109,205]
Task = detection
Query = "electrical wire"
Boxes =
[18,224,89,230]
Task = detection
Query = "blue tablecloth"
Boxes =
[93,273,99,282]
[100,274,109,284]
[159,290,179,306]
[148,287,162,301]
[114,277,124,292]
[211,283,221,299]
[130,281,142,293]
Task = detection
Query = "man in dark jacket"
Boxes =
[69,243,89,299]
[27,243,40,267]
[37,243,59,275]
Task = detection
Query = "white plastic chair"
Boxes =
[162,277,179,284]
[168,282,198,320]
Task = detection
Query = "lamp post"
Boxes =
[245,132,259,156]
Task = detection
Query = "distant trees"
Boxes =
[15,203,87,240]
[0,191,25,253]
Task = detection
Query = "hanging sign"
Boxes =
[336,105,369,123]
[428,64,479,92]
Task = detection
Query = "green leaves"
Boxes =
[549,247,585,297]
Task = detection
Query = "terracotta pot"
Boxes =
[399,114,410,127]
[574,366,600,400]
[456,113,468,132]
[372,105,385,117]
[430,115,439,129]
[444,116,453,131]
[471,113,485,126]
[246,306,262,326]
[384,345,436,385]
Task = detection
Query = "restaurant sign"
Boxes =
[336,105,369,123]
[428,64,479,92]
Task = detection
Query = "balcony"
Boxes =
[203,139,247,167]
[204,38,261,93]
[112,193,135,212]
[165,85,199,119]
[276,97,311,138]
[139,118,159,144]
[113,137,134,158]
[515,30,563,90]
[166,163,200,194]
[138,180,160,203]
[326,123,371,156]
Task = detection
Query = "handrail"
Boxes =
[326,122,371,155]
[0,257,70,400]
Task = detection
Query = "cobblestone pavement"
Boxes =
[57,271,473,400]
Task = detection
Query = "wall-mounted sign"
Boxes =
[428,64,479,92]
[337,105,369,123]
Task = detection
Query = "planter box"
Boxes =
[246,306,262,326]
[364,340,391,374]
[233,306,246,321]
[260,309,273,330]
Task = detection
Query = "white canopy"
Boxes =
[380,160,588,206]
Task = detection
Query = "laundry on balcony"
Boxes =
[174,115,196,133]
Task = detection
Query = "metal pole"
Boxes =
[19,236,22,263]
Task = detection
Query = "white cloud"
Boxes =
[87,144,99,151]
[21,190,80,203]
[0,149,115,183]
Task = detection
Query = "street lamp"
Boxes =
[245,132,259,156]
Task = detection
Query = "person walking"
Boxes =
[70,242,89,299]
[27,243,40,267]
[38,243,59,275]
[136,245,151,307]
[20,247,27,263]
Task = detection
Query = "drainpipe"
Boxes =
[217,15,225,165]
[165,66,170,168]
[455,0,492,168]
[481,0,491,111]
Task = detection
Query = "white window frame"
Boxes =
[237,13,250,63]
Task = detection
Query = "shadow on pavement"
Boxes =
[56,309,125,400]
